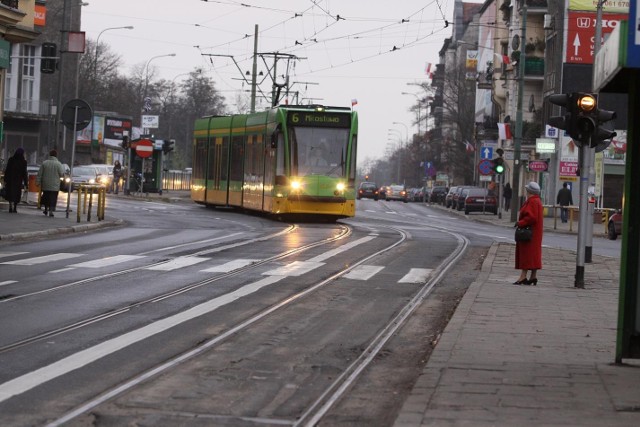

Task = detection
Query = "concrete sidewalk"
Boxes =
[0,190,190,241]
[395,242,640,426]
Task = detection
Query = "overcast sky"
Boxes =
[81,0,462,165]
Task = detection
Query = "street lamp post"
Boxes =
[94,26,134,106]
[142,53,177,118]
[401,92,425,135]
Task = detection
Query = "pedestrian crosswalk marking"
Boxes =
[0,280,18,287]
[0,252,27,259]
[146,256,209,271]
[263,261,325,277]
[398,268,433,283]
[1,253,82,265]
[68,255,146,269]
[343,265,385,280]
[200,259,260,273]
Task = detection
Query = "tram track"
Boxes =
[0,224,350,355]
[42,224,469,427]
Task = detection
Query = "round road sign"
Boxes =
[136,139,154,158]
[478,159,493,175]
[61,98,93,131]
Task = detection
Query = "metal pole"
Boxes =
[250,24,258,113]
[510,4,527,221]
[55,0,69,151]
[575,144,590,288]
[66,106,79,218]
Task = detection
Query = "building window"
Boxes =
[20,45,36,112]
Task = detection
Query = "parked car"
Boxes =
[608,210,622,240]
[462,188,498,215]
[357,181,379,200]
[452,186,476,210]
[444,186,458,208]
[385,185,408,202]
[430,186,448,204]
[410,187,426,202]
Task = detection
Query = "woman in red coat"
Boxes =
[514,181,543,285]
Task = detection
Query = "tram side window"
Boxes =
[349,135,357,182]
[220,136,229,182]
[193,139,207,179]
[276,133,285,179]
[230,135,244,183]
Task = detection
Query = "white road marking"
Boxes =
[51,268,76,274]
[307,235,376,263]
[263,261,325,277]
[343,265,385,280]
[0,280,17,287]
[398,268,433,283]
[0,275,284,404]
[141,232,245,254]
[200,259,260,273]
[1,253,82,265]
[0,252,28,259]
[68,255,146,268]
[145,256,209,271]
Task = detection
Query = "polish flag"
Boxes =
[351,98,358,107]
[464,140,475,152]
[498,123,512,140]
[425,62,432,75]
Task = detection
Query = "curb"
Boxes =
[0,219,124,241]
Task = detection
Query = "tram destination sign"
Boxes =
[288,111,351,128]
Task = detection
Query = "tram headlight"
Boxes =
[290,180,303,192]
[336,182,345,192]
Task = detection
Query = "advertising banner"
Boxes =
[466,50,478,80]
[569,0,629,13]
[566,11,628,64]
[104,117,133,147]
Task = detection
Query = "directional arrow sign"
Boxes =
[481,146,493,159]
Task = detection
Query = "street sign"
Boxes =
[566,11,627,64]
[528,160,549,172]
[478,159,493,175]
[61,98,92,131]
[480,146,493,159]
[136,139,154,158]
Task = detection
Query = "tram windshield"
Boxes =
[290,127,349,177]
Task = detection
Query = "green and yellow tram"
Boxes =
[191,105,358,219]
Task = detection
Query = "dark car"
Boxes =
[357,181,379,200]
[452,186,478,210]
[608,210,622,240]
[429,186,448,204]
[462,188,498,215]
[385,185,408,202]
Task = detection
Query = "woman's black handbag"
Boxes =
[515,226,533,242]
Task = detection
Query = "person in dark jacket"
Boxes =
[3,148,28,213]
[514,182,543,285]
[503,182,512,212]
[556,182,573,223]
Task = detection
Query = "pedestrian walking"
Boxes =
[556,182,573,223]
[2,148,28,213]
[513,181,543,285]
[112,160,123,194]
[37,149,65,217]
[503,182,512,212]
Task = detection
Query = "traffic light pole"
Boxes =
[575,143,590,288]
[510,4,527,222]
[585,148,595,263]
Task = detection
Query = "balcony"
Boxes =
[4,97,52,117]
[1,0,18,9]
[524,57,544,76]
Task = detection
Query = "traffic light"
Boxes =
[548,92,601,146]
[492,156,505,175]
[41,43,57,74]
[121,136,130,149]
[163,139,175,154]
[590,107,617,149]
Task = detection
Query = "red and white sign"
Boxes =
[566,12,627,64]
[135,139,154,158]
[559,160,579,178]
[528,161,549,172]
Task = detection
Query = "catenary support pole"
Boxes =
[575,143,590,288]
[510,4,527,221]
